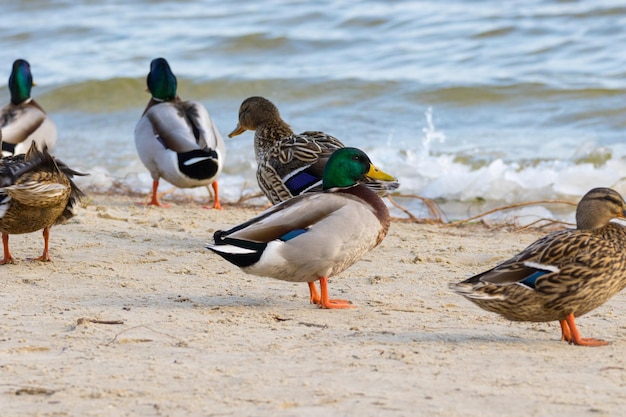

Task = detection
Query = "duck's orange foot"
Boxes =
[0,257,15,265]
[569,338,609,347]
[315,277,356,309]
[319,299,354,309]
[1,234,14,265]
[201,201,222,210]
[29,255,52,262]
[204,182,222,210]
[136,198,170,208]
[308,282,321,305]
[137,181,171,207]
[561,314,609,347]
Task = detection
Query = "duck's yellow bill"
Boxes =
[228,124,246,138]
[366,164,396,182]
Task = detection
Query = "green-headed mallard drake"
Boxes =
[450,187,626,346]
[1,59,57,157]
[228,96,399,204]
[0,135,85,264]
[207,147,395,309]
[135,57,225,209]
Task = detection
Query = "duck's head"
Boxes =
[9,59,34,105]
[323,147,396,190]
[228,96,283,137]
[576,187,626,230]
[147,58,177,102]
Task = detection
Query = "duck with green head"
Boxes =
[0,59,57,157]
[450,187,626,346]
[134,57,225,208]
[207,147,396,309]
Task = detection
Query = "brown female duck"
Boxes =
[450,187,626,346]
[0,137,85,264]
[228,96,398,204]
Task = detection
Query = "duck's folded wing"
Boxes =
[0,106,45,145]
[146,104,198,153]
[467,262,558,286]
[182,101,223,151]
[458,230,593,288]
[277,132,343,165]
[215,193,350,244]
[3,178,68,208]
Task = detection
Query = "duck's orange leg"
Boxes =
[318,277,354,309]
[32,227,52,262]
[203,181,222,210]
[559,319,572,342]
[563,313,608,346]
[0,233,15,265]
[308,282,321,305]
[137,180,170,207]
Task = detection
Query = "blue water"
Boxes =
[2,0,626,222]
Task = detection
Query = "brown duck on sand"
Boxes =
[451,187,626,346]
[0,133,85,264]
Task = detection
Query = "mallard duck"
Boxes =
[0,135,85,264]
[135,57,225,208]
[0,59,57,157]
[228,96,399,204]
[207,147,396,309]
[450,187,626,346]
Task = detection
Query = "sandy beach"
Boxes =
[1,193,625,417]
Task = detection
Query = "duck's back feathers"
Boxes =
[135,99,225,187]
[209,185,390,282]
[256,131,343,203]
[0,144,85,234]
[230,96,399,205]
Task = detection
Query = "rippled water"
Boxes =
[2,0,626,221]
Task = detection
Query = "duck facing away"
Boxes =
[0,138,85,264]
[0,59,57,157]
[450,187,626,346]
[228,96,399,205]
[207,147,395,309]
[135,57,225,208]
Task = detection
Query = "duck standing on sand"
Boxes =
[228,96,398,204]
[0,133,85,264]
[1,59,57,157]
[207,147,396,309]
[450,187,626,346]
[135,58,225,209]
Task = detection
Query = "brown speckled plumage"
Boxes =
[228,96,398,204]
[0,140,85,263]
[450,187,626,346]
